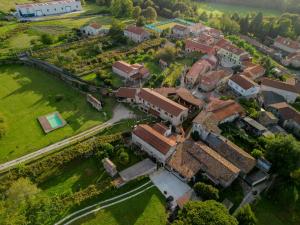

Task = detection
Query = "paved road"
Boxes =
[0,104,135,172]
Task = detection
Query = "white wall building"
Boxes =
[132,124,177,164]
[16,0,82,18]
[81,23,109,36]
[228,74,260,98]
[218,44,250,67]
[124,26,150,43]
[260,78,300,103]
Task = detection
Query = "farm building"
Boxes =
[16,0,82,18]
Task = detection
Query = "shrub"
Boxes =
[118,151,129,165]
[251,149,263,158]
[40,34,54,45]
[0,113,6,139]
[193,182,219,200]
[54,94,64,102]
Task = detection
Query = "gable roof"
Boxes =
[138,88,188,117]
[186,59,211,79]
[260,78,300,94]
[176,88,204,107]
[269,102,300,124]
[89,22,102,29]
[115,87,137,99]
[275,36,300,50]
[168,140,240,184]
[113,61,137,74]
[193,99,244,133]
[230,74,258,90]
[206,133,256,174]
[133,124,176,155]
[173,24,188,31]
[125,26,148,36]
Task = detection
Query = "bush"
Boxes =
[54,94,64,102]
[118,151,129,165]
[40,34,54,45]
[0,113,6,139]
[251,149,263,158]
[193,182,219,200]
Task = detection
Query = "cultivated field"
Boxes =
[0,64,114,163]
[196,2,281,16]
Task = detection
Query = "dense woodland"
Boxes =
[197,0,300,14]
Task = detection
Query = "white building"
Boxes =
[260,78,300,103]
[228,74,260,98]
[16,0,82,18]
[80,22,109,36]
[112,61,149,81]
[132,124,177,164]
[274,36,300,54]
[136,88,189,126]
[218,44,251,67]
[124,26,150,43]
[87,94,102,111]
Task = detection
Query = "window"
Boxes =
[47,9,49,12]
[54,8,56,11]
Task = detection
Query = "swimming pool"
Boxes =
[46,113,63,129]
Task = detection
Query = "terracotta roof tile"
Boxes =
[138,88,188,117]
[115,87,137,99]
[275,36,300,50]
[269,102,300,123]
[125,26,148,35]
[260,78,300,94]
[133,124,176,155]
[230,74,258,90]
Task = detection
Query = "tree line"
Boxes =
[195,0,300,14]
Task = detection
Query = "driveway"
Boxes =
[150,169,191,200]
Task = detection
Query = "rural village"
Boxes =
[0,0,299,225]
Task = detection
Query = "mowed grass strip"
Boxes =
[0,64,114,163]
[74,187,167,225]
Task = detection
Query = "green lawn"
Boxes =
[74,187,167,225]
[196,2,281,16]
[0,64,114,163]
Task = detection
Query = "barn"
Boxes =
[16,0,82,18]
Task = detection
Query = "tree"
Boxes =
[143,6,157,21]
[249,12,264,37]
[110,0,133,18]
[80,0,86,6]
[193,182,219,200]
[6,178,40,205]
[251,149,263,158]
[133,6,142,18]
[191,131,200,141]
[199,11,208,22]
[234,204,257,225]
[240,16,250,34]
[264,134,300,177]
[136,16,146,26]
[260,56,273,74]
[155,46,177,64]
[173,200,238,225]
[118,151,129,165]
[40,34,53,45]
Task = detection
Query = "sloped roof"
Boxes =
[115,87,137,99]
[133,124,177,155]
[230,74,258,90]
[168,140,240,184]
[206,133,256,174]
[138,88,188,117]
[269,102,300,124]
[125,26,148,35]
[275,36,300,50]
[260,78,300,94]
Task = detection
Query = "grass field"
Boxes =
[196,2,281,17]
[0,64,114,163]
[74,187,167,225]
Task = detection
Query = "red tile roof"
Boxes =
[115,87,137,99]
[243,64,266,80]
[125,26,148,36]
[185,39,215,54]
[152,123,169,135]
[138,88,188,117]
[176,88,204,107]
[269,102,300,124]
[133,124,176,155]
[186,59,211,79]
[113,61,137,74]
[260,78,300,94]
[275,36,300,50]
[230,74,258,90]
[200,70,229,89]
[89,22,102,29]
